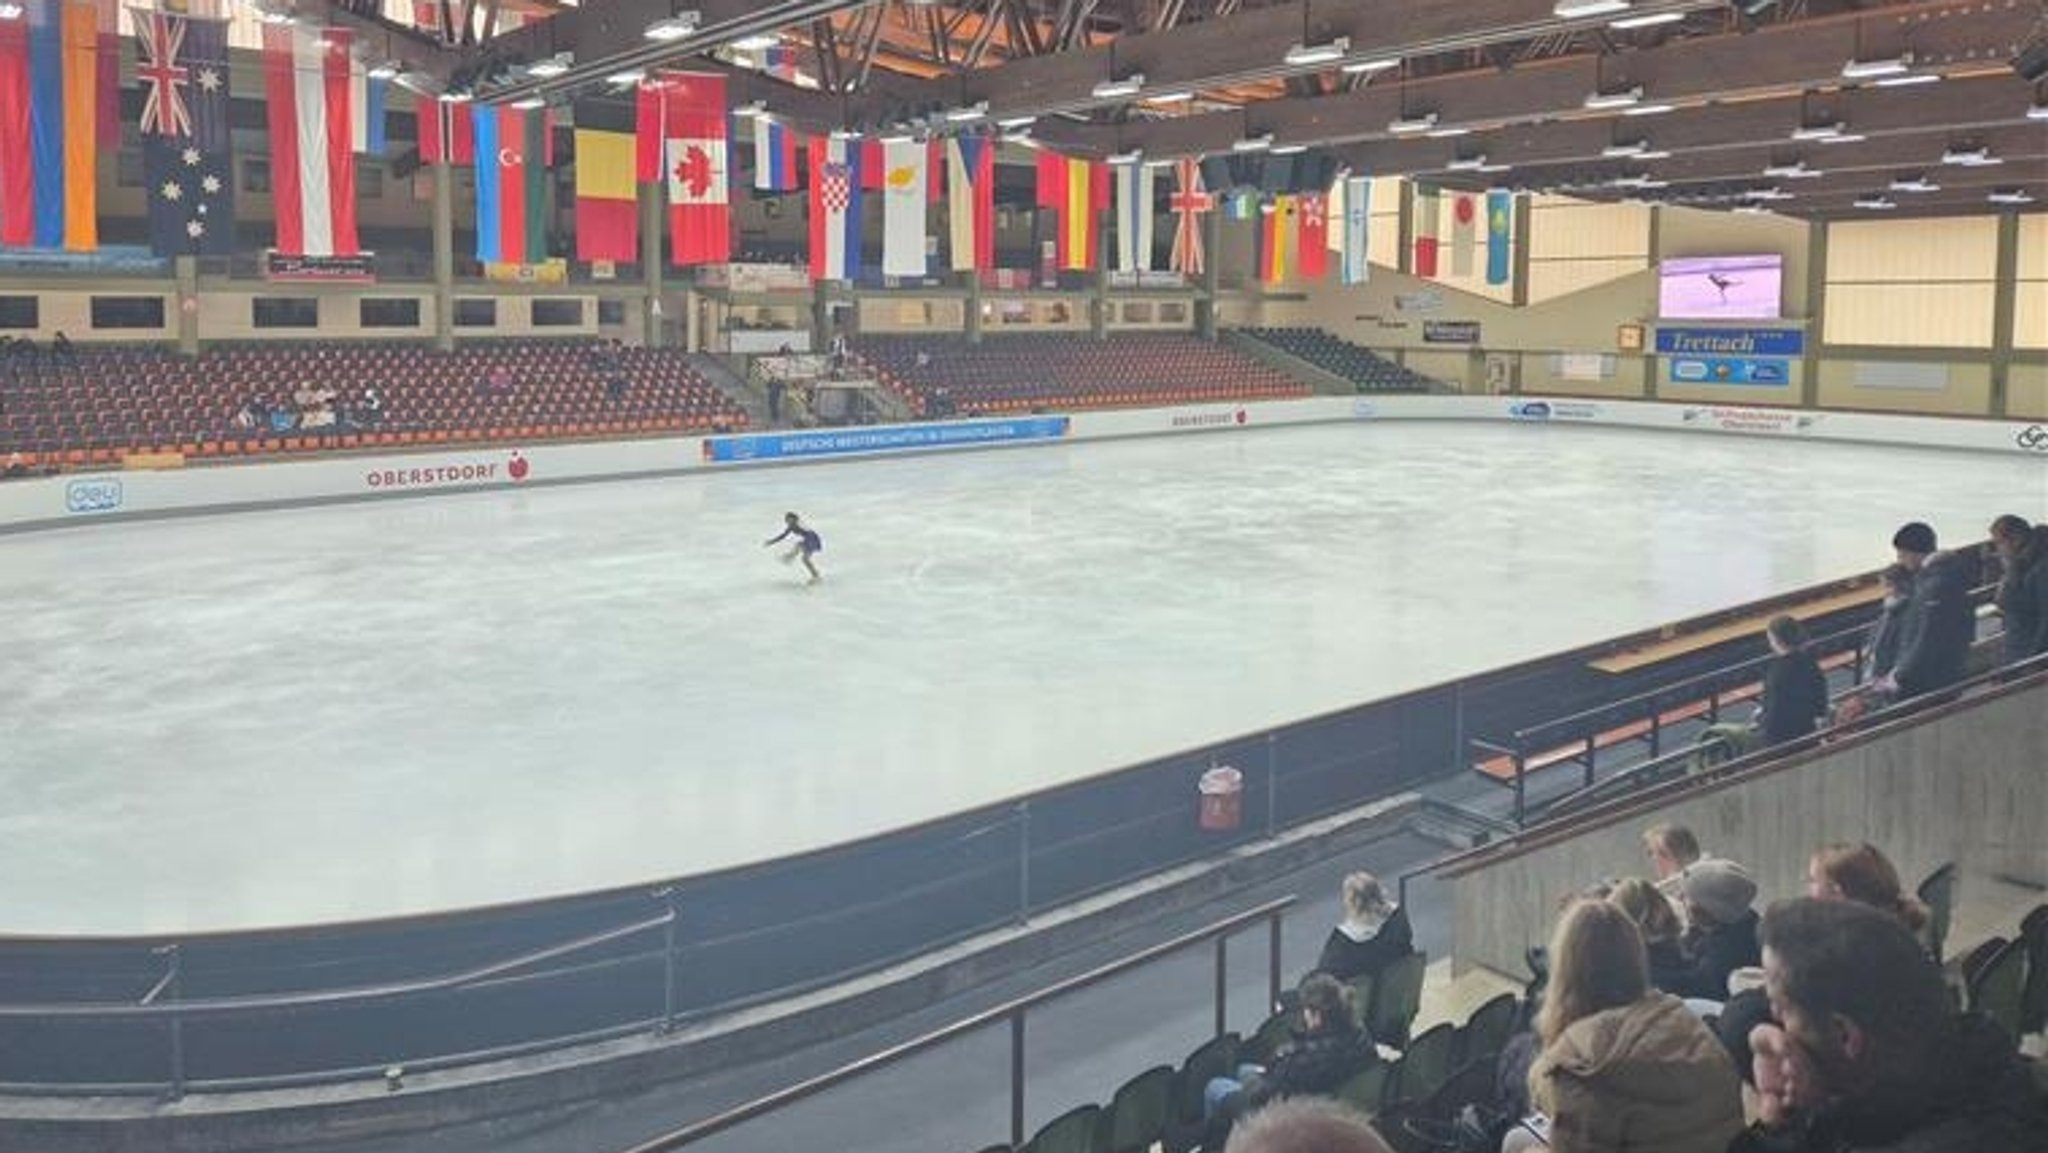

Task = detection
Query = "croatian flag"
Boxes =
[261,22,360,257]
[752,118,797,192]
[1113,160,1154,273]
[808,134,860,281]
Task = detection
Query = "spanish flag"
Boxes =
[0,0,103,249]
[574,100,637,263]
[1034,149,1109,272]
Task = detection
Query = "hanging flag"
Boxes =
[1340,174,1370,284]
[1412,184,1440,279]
[1296,191,1329,281]
[573,101,637,264]
[1034,150,1108,271]
[880,137,927,277]
[945,135,993,273]
[648,72,729,265]
[1450,193,1477,277]
[1113,161,1154,273]
[763,45,800,84]
[1258,195,1296,285]
[809,134,861,281]
[416,96,474,165]
[1486,189,1512,286]
[0,0,103,249]
[1166,158,1212,276]
[135,8,232,257]
[1224,188,1257,221]
[473,105,548,264]
[351,58,387,155]
[94,0,118,147]
[751,117,798,192]
[262,22,360,257]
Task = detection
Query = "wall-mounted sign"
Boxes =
[1653,326,1804,357]
[1423,320,1481,344]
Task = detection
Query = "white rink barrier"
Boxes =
[2,395,2043,533]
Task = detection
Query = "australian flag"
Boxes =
[136,9,234,256]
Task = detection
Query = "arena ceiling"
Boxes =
[316,0,2048,218]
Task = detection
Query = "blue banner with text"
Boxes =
[703,417,1072,463]
[1654,326,1805,357]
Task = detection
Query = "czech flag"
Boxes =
[474,105,550,265]
[0,0,105,250]
[944,136,992,273]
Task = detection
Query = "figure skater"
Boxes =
[764,512,823,583]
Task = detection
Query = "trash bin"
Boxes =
[1198,766,1244,831]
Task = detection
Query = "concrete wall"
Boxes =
[1446,680,2048,977]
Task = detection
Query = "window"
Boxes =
[453,298,497,328]
[359,298,422,329]
[1121,302,1155,324]
[358,165,384,199]
[252,297,320,328]
[90,296,167,330]
[0,296,37,329]
[242,157,270,194]
[596,299,626,325]
[116,151,144,188]
[530,298,583,327]
[1158,301,1189,324]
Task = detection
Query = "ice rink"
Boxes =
[1,422,2038,935]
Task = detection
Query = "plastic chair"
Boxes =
[1917,863,1958,964]
[1166,1031,1240,1135]
[1456,992,1521,1068]
[1100,1064,1173,1153]
[1244,1009,1297,1066]
[1392,1022,1458,1106]
[2019,904,2048,1036]
[1021,1104,1102,1153]
[1966,937,2028,1043]
[1368,952,1429,1049]
[1337,1060,1391,1117]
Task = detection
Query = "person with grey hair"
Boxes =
[1223,1097,1395,1153]
[1667,857,1761,1002]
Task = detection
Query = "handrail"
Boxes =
[616,894,1298,1153]
[0,910,674,1022]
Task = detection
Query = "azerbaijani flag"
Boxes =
[474,105,550,264]
[0,0,104,249]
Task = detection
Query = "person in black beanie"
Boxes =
[1876,522,1975,699]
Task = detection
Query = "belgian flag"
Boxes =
[574,98,638,264]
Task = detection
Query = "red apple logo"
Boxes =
[1234,409,1248,425]
[507,452,530,481]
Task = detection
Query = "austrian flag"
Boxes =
[261,23,361,257]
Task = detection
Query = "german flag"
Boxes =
[574,99,637,264]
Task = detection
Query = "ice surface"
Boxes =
[0,423,2039,934]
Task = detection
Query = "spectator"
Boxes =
[1668,857,1760,1003]
[606,373,628,404]
[1223,1098,1394,1153]
[1204,974,1377,1141]
[1865,563,1915,684]
[1990,513,2048,664]
[914,347,932,369]
[1877,522,1975,698]
[1505,900,1743,1153]
[1608,878,1689,994]
[51,330,73,359]
[1311,871,1414,985]
[267,401,297,434]
[358,387,383,425]
[766,376,785,421]
[1758,615,1829,746]
[231,400,259,433]
[3,451,28,478]
[1733,898,2047,1152]
[931,384,956,417]
[1641,823,1702,901]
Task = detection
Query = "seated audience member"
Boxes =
[1733,898,2048,1152]
[267,403,298,434]
[1864,564,1915,685]
[231,401,259,433]
[1991,513,2048,664]
[1205,975,1376,1140]
[1503,900,1743,1153]
[1641,823,1703,902]
[3,451,29,478]
[1877,522,1976,698]
[1312,871,1414,985]
[1608,878,1689,994]
[1668,858,1760,1002]
[1223,1097,1394,1153]
[51,329,73,359]
[358,387,383,425]
[1758,615,1830,746]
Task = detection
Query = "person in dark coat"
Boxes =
[1990,514,2048,665]
[1667,858,1761,1003]
[1732,898,2048,1153]
[1865,564,1914,684]
[1311,871,1414,985]
[1608,878,1692,995]
[1205,974,1378,1141]
[1878,523,1976,699]
[1758,615,1830,746]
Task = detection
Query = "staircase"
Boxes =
[688,353,769,427]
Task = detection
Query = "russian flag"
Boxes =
[0,0,103,250]
[808,133,861,282]
[262,22,361,257]
[752,118,797,192]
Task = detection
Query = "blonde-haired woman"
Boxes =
[1502,901,1742,1153]
[1313,871,1413,984]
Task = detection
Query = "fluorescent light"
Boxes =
[731,33,780,50]
[1610,10,1684,28]
[367,61,400,80]
[1734,205,1771,215]
[1425,126,1471,138]
[605,68,646,85]
[1790,122,1844,141]
[1584,86,1644,110]
[525,54,571,79]
[996,115,1037,129]
[0,3,23,18]
[1555,0,1631,17]
[1284,37,1350,67]
[441,90,475,103]
[1853,195,1896,210]
[1232,133,1275,153]
[1445,155,1489,171]
[1818,134,1867,145]
[1989,189,2035,205]
[1001,132,1036,146]
[1388,113,1438,134]
[1143,157,1175,168]
[1942,147,1997,166]
[1762,161,1819,178]
[1841,56,1909,79]
[829,127,861,141]
[1341,57,1400,74]
[732,99,767,118]
[1622,103,1675,117]
[1890,176,1940,193]
[1475,162,1513,174]
[644,14,700,42]
[1634,150,1673,160]
[1270,143,1309,155]
[944,102,988,122]
[1750,187,1794,201]
[877,131,915,144]
[1106,149,1142,165]
[1145,91,1195,104]
[1875,73,1940,87]
[1635,178,1670,188]
[1601,141,1647,158]
[2029,103,2048,121]
[509,96,545,110]
[1091,74,1144,99]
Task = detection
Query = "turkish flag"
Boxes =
[640,72,730,265]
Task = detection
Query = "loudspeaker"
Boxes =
[2013,29,2048,83]
[1200,156,1236,193]
[1258,155,1296,193]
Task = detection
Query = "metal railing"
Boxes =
[616,895,1297,1153]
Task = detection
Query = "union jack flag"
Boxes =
[136,11,192,138]
[1168,158,1213,276]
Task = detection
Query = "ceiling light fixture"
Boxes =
[1091,73,1145,100]
[1623,102,1676,117]
[944,101,989,122]
[1634,149,1673,160]
[1270,143,1309,155]
[1749,186,1795,201]
[1389,113,1439,134]
[1874,73,1940,88]
[1853,195,1897,210]
[1841,56,1909,79]
[1284,37,1350,67]
[605,68,646,86]
[367,61,401,80]
[1426,126,1472,138]
[1106,149,1143,165]
[1790,123,1844,141]
[730,33,780,51]
[1942,146,1998,166]
[526,53,572,79]
[996,115,1037,129]
[509,96,546,110]
[1890,176,1941,192]
[1988,189,2035,204]
[1610,10,1685,29]
[1445,155,1490,171]
[1585,86,1644,110]
[2029,103,2048,121]
[441,89,475,103]
[1146,91,1195,104]
[829,127,861,141]
[1818,133,1867,145]
[1601,141,1648,157]
[1341,57,1401,75]
[643,12,701,42]
[1554,0,1631,18]
[1232,133,1275,153]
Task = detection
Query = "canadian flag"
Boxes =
[261,23,359,257]
[639,72,730,265]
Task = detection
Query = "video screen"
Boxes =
[1658,255,1783,320]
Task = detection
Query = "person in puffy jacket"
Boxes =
[1990,514,2048,665]
[1878,522,1977,698]
[1503,899,1744,1153]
